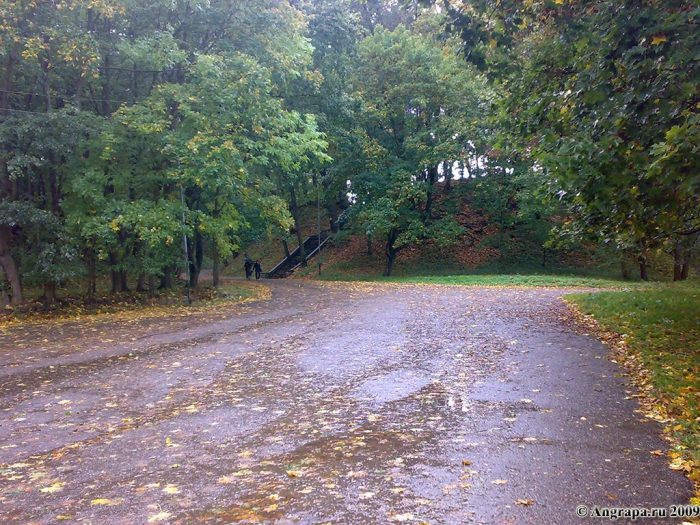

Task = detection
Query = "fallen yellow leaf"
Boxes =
[147,512,171,523]
[91,498,123,506]
[40,482,65,493]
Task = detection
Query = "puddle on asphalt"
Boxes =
[351,370,433,404]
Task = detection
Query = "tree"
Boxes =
[0,0,330,300]
[431,0,700,279]
[349,22,482,275]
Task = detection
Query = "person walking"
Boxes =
[244,258,253,279]
[254,261,262,280]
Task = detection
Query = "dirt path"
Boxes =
[0,281,691,524]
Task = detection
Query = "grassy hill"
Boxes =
[226,186,651,282]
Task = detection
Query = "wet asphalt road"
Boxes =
[0,280,692,524]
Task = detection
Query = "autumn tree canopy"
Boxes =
[1,0,698,303]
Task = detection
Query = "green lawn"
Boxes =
[308,270,639,289]
[568,282,700,491]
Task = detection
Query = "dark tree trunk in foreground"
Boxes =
[120,270,129,292]
[621,257,630,280]
[160,265,172,289]
[677,233,698,281]
[673,245,683,281]
[290,185,307,266]
[86,251,97,298]
[425,165,438,221]
[188,229,203,294]
[109,252,120,293]
[43,280,57,302]
[137,273,146,292]
[383,228,404,277]
[212,244,220,287]
[0,226,23,305]
[681,254,692,281]
[328,198,340,233]
[384,246,398,276]
[639,255,649,281]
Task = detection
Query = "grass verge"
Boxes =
[306,271,639,289]
[567,282,700,500]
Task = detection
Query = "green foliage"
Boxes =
[0,201,82,285]
[348,20,483,274]
[0,0,328,300]
[7,0,678,296]
[437,0,700,275]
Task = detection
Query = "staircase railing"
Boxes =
[265,230,332,278]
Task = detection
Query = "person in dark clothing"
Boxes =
[254,261,262,280]
[244,259,253,279]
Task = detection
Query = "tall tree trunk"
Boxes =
[1,42,20,114]
[0,226,22,305]
[621,257,630,280]
[680,233,698,281]
[74,67,85,110]
[137,273,146,292]
[86,250,96,298]
[328,196,340,233]
[444,162,453,193]
[384,248,396,277]
[120,270,129,292]
[639,255,649,281]
[367,234,373,256]
[160,265,172,289]
[0,43,20,307]
[42,35,51,112]
[101,24,112,117]
[43,280,57,302]
[290,185,307,266]
[681,254,692,281]
[212,244,220,287]
[110,253,120,293]
[673,245,683,282]
[326,189,340,233]
[383,228,401,277]
[425,165,438,221]
[188,229,203,295]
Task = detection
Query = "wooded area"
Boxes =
[1,0,698,306]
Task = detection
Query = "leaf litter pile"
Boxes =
[0,281,692,524]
